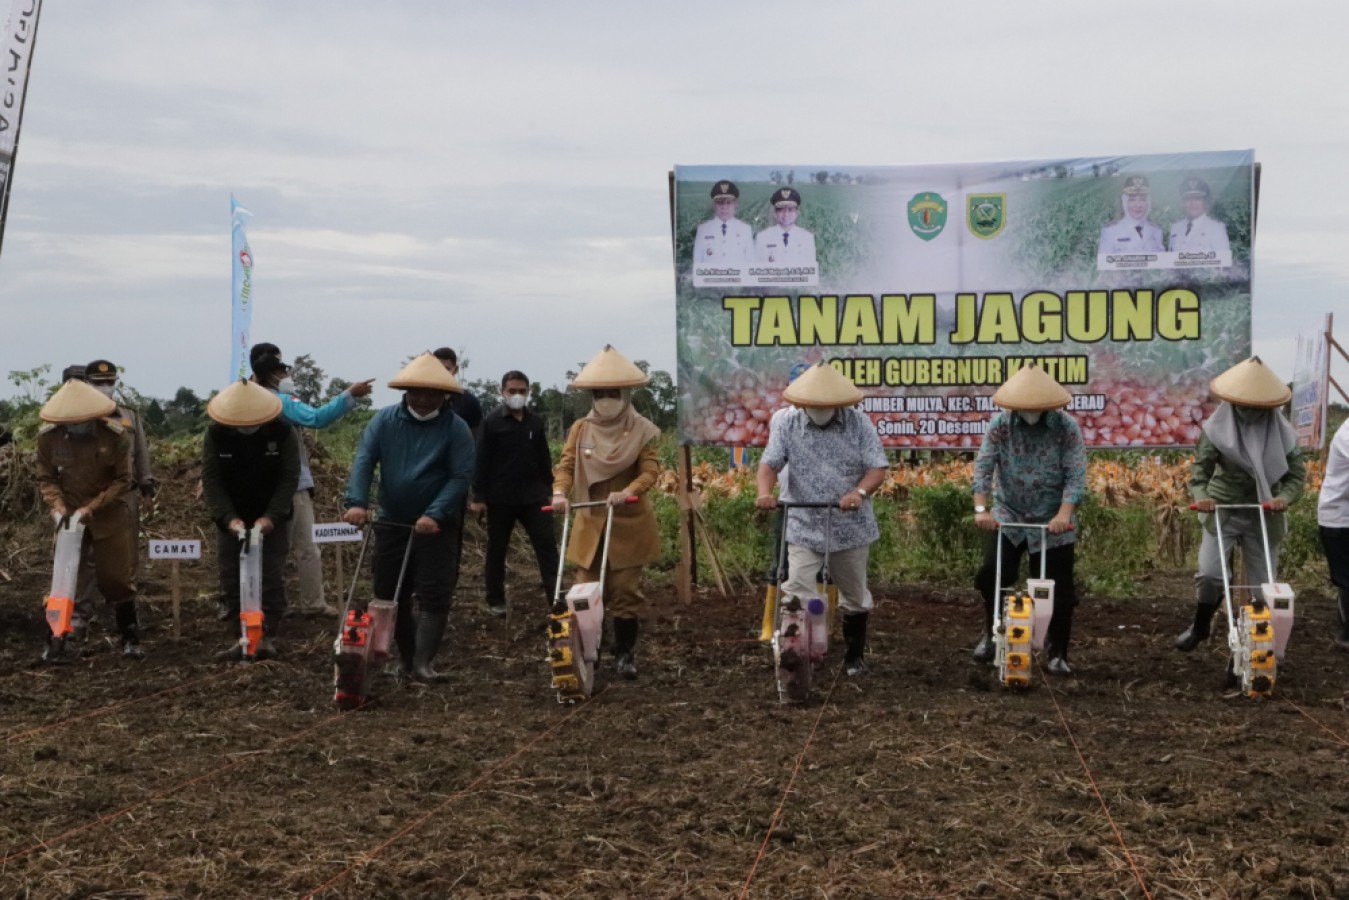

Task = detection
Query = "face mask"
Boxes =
[66,422,94,437]
[593,398,624,418]
[408,407,440,422]
[805,407,836,427]
[237,425,260,435]
[93,384,116,399]
[1019,410,1042,425]
[276,377,296,395]
[504,394,528,411]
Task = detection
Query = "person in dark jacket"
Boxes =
[343,353,475,682]
[202,380,300,661]
[469,370,558,617]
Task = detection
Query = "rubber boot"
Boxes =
[115,602,144,660]
[613,616,639,680]
[412,611,450,682]
[1175,580,1222,652]
[972,595,995,662]
[1336,589,1349,652]
[842,611,869,677]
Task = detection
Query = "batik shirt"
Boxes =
[972,410,1087,552]
[761,407,888,553]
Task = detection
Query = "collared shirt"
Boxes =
[1168,213,1231,255]
[1098,218,1164,254]
[1320,420,1349,528]
[754,225,818,266]
[972,410,1087,552]
[761,407,888,553]
[694,216,754,267]
[277,390,358,491]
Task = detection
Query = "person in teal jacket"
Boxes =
[343,353,474,681]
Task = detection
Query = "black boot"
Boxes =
[1175,580,1222,652]
[115,602,144,660]
[972,595,995,662]
[1336,590,1349,652]
[842,611,868,677]
[412,612,449,682]
[613,617,639,680]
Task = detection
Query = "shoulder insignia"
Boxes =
[39,422,56,434]
[102,418,126,435]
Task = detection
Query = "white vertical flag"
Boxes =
[230,195,255,382]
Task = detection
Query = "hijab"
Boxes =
[572,390,660,490]
[1202,401,1298,501]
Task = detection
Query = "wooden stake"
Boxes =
[334,543,345,605]
[170,559,181,640]
[676,444,695,604]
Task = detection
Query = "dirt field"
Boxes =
[2,556,1349,899]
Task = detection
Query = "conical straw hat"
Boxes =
[992,363,1071,411]
[40,380,117,424]
[1209,357,1290,409]
[570,344,649,389]
[388,352,463,392]
[207,380,283,427]
[782,362,864,409]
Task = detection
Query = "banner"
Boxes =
[229,195,254,382]
[0,0,44,259]
[673,151,1255,449]
[1290,314,1330,450]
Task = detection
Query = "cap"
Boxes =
[1121,175,1150,196]
[1209,357,1291,409]
[781,362,864,409]
[711,181,740,200]
[61,364,87,383]
[251,353,291,380]
[388,352,463,392]
[40,380,118,424]
[1180,176,1211,200]
[991,363,1072,411]
[207,379,284,427]
[570,345,649,389]
[771,187,802,208]
[85,359,118,383]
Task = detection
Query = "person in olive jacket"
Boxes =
[202,380,300,661]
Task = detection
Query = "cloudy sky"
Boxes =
[2,0,1346,407]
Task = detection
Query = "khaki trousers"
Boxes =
[286,489,325,610]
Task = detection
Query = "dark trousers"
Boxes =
[373,523,458,662]
[1320,526,1349,620]
[217,525,290,624]
[484,502,559,606]
[974,534,1078,657]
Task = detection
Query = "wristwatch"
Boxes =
[855,487,869,498]
[974,504,988,514]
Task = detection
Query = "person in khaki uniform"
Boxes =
[550,345,661,679]
[35,379,145,658]
[72,359,157,638]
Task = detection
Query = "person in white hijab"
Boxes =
[1176,358,1306,652]
[551,346,662,680]
[1097,175,1164,256]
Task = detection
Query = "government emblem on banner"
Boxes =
[907,192,948,241]
[966,193,1006,239]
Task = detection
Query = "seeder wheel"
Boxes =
[548,608,595,703]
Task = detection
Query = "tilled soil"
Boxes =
[2,563,1349,899]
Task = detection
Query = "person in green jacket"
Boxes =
[1176,358,1305,651]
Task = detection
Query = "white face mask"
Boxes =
[1019,410,1042,425]
[593,398,624,418]
[92,383,116,399]
[408,406,440,422]
[276,377,296,395]
[237,425,261,435]
[504,394,528,411]
[805,407,837,427]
